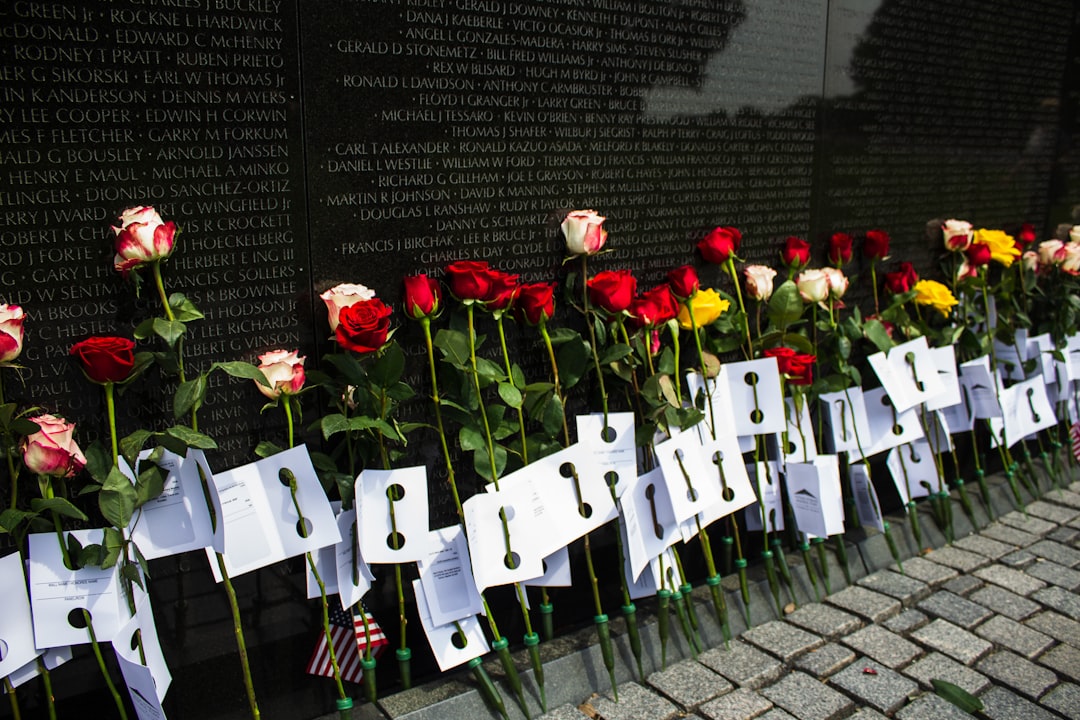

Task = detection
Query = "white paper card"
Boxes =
[785,463,828,538]
[307,501,342,600]
[28,530,124,648]
[358,466,430,564]
[994,329,1029,382]
[942,382,976,434]
[0,553,41,677]
[813,454,845,536]
[130,449,218,560]
[855,387,925,460]
[960,357,1003,418]
[575,412,637,498]
[335,509,374,611]
[721,357,787,436]
[463,486,544,591]
[525,546,572,588]
[886,441,936,503]
[1028,333,1061,385]
[850,463,886,533]
[678,433,757,543]
[5,645,72,690]
[780,396,817,464]
[417,525,484,626]
[655,431,721,523]
[1012,377,1058,438]
[685,371,734,442]
[113,606,170,720]
[925,346,963,412]
[744,462,784,533]
[868,337,946,413]
[920,410,955,454]
[620,468,680,583]
[413,580,488,672]
[819,387,874,455]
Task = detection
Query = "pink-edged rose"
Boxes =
[22,414,86,478]
[0,304,25,363]
[744,265,777,302]
[821,267,849,300]
[1038,240,1065,267]
[942,219,973,252]
[795,269,829,303]
[255,349,306,399]
[561,210,608,255]
[321,283,376,331]
[1062,243,1080,275]
[1022,250,1039,273]
[112,206,177,275]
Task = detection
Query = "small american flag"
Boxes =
[305,603,387,684]
[1071,422,1080,462]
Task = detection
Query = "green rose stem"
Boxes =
[801,539,822,601]
[915,409,953,543]
[42,479,128,720]
[724,257,753,360]
[152,260,260,720]
[0,373,21,513]
[870,259,881,315]
[946,435,978,527]
[681,294,740,633]
[280,401,352,716]
[3,677,20,720]
[967,428,995,520]
[823,298,861,578]
[417,318,509,719]
[465,305,540,717]
[894,443,924,552]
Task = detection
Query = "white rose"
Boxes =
[743,265,777,302]
[561,209,607,255]
[796,269,829,303]
[821,267,849,300]
[320,283,376,331]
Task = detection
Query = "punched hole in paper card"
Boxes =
[673,448,699,503]
[1027,387,1041,422]
[67,608,90,630]
[644,484,664,540]
[600,426,617,443]
[503,551,521,570]
[451,630,468,649]
[905,352,925,391]
[604,470,619,488]
[786,440,797,455]
[385,531,406,550]
[386,483,406,502]
[834,398,849,440]
[296,518,313,538]
[0,639,7,662]
[710,451,735,502]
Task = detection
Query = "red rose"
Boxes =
[587,269,637,315]
[335,298,392,354]
[629,285,680,330]
[863,230,891,260]
[444,261,501,302]
[763,346,816,386]
[666,265,699,300]
[964,242,992,268]
[883,261,919,294]
[781,236,811,268]
[1016,223,1037,248]
[70,336,136,384]
[514,282,556,326]
[828,232,853,265]
[485,270,521,312]
[402,274,442,319]
[697,226,741,264]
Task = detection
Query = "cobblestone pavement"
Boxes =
[532,479,1080,720]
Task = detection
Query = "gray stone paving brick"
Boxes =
[999,549,1038,568]
[699,642,784,690]
[828,659,917,715]
[741,621,824,663]
[841,625,922,669]
[1047,525,1080,545]
[647,659,732,709]
[968,584,1042,620]
[1026,610,1080,648]
[698,688,773,720]
[882,609,929,635]
[536,704,588,720]
[978,686,1060,720]
[793,643,855,679]
[952,534,1016,560]
[1049,488,1080,509]
[846,710,888,720]
[973,563,1048,596]
[891,556,957,586]
[920,545,990,573]
[1000,511,1056,536]
[757,710,796,720]
[1026,558,1080,591]
[916,590,994,628]
[910,619,993,665]
[857,570,930,605]
[783,603,862,641]
[973,615,1055,659]
[824,586,900,623]
[1027,499,1080,525]
[760,671,854,720]
[1037,642,1080,682]
[981,522,1040,547]
[1040,681,1080,718]
[977,650,1059,700]
[895,692,972,720]
[1032,585,1080,619]
[940,575,983,596]
[588,682,681,720]
[902,651,991,695]
[1029,539,1080,568]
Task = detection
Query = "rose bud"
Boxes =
[1022,250,1039,273]
[965,242,992,268]
[942,219,973,252]
[402,274,442,320]
[485,270,521,312]
[255,350,306,400]
[70,336,136,384]
[821,267,849,300]
[444,260,503,303]
[321,283,376,332]
[561,209,608,256]
[514,282,556,326]
[781,236,811,269]
[828,232,854,265]
[666,265,699,300]
[863,229,891,260]
[587,269,637,315]
[697,226,742,264]
[795,269,829,303]
[1016,223,1037,247]
[112,206,177,275]
[629,285,679,330]
[0,304,25,364]
[677,288,730,329]
[884,262,919,294]
[22,414,87,478]
[744,265,777,302]
[335,297,393,354]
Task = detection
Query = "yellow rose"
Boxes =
[913,279,958,317]
[974,228,1020,267]
[678,287,730,329]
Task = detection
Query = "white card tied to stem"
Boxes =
[818,387,873,455]
[5,645,72,691]
[575,412,637,499]
[779,396,817,465]
[853,387,925,461]
[0,553,41,677]
[209,445,341,580]
[679,432,756,543]
[684,371,734,442]
[959,356,1003,419]
[867,336,946,414]
[744,461,784,533]
[812,454,845,536]
[525,546,572,588]
[335,508,374,612]
[1027,333,1062,386]
[655,430,721,524]
[925,346,963,412]
[130,449,219,561]
[357,465,430,564]
[463,485,544,591]
[993,328,1029,382]
[721,357,787,436]
[113,602,171,720]
[412,580,487,672]
[416,525,484,627]
[850,463,885,533]
[886,440,935,503]
[1012,376,1058,438]
[784,462,830,539]
[620,467,681,583]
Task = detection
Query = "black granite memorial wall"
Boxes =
[0,1,1077,718]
